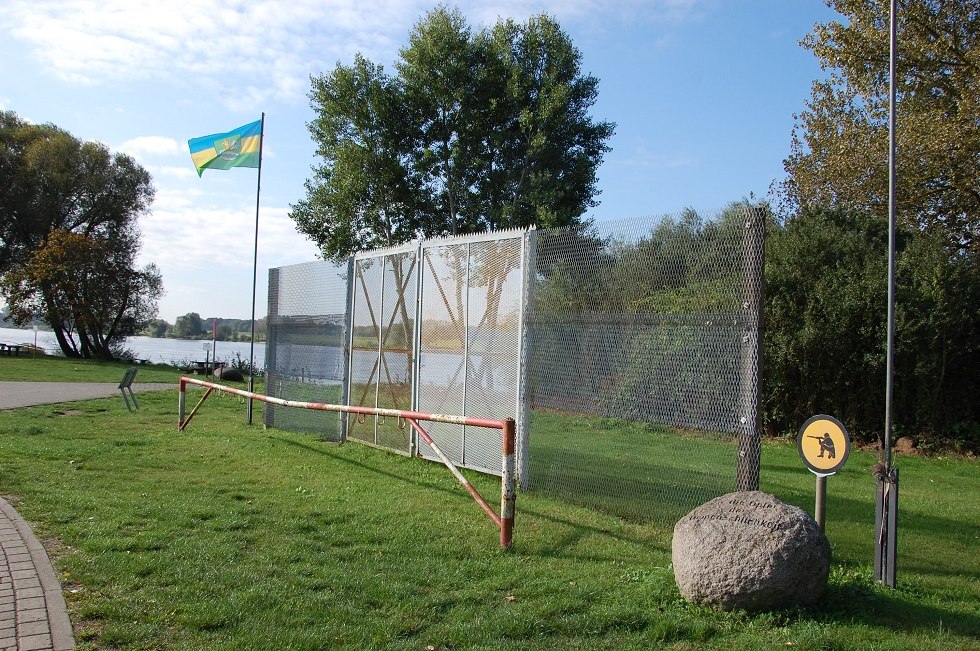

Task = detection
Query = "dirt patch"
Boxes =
[1,493,23,507]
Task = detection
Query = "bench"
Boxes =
[0,343,23,356]
[119,367,139,411]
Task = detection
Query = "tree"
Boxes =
[143,318,171,338]
[291,7,614,260]
[1,111,155,273]
[1,229,162,359]
[0,111,160,357]
[780,0,979,250]
[763,207,980,448]
[171,312,204,339]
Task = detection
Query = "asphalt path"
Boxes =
[0,381,175,409]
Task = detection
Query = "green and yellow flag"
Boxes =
[188,119,262,176]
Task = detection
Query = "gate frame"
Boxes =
[346,229,531,481]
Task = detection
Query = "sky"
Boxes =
[0,0,838,323]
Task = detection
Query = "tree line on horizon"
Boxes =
[142,312,267,342]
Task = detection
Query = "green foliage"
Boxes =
[0,111,158,358]
[763,207,980,448]
[171,311,204,338]
[781,0,980,250]
[292,7,614,260]
[1,228,162,360]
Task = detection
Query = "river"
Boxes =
[0,327,266,369]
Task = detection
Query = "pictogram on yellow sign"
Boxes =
[797,414,851,476]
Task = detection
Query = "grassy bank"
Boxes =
[0,358,977,650]
[0,355,183,383]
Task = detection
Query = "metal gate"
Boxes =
[348,243,418,454]
[346,231,528,476]
[415,231,527,475]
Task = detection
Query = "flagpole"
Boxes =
[247,112,265,425]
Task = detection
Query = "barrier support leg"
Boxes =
[501,418,516,549]
[178,380,186,429]
[179,387,214,431]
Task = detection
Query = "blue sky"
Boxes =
[0,0,837,323]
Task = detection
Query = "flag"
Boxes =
[188,119,262,176]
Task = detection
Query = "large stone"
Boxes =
[214,366,244,382]
[672,491,831,612]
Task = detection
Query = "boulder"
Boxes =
[672,491,830,612]
[214,366,244,382]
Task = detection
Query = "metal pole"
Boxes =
[875,0,899,588]
[884,0,897,474]
[815,475,826,530]
[500,418,516,548]
[737,206,765,491]
[246,112,265,425]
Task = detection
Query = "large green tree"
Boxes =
[0,111,160,358]
[781,0,979,250]
[1,229,163,359]
[291,7,614,260]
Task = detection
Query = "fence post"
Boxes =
[340,255,355,443]
[501,418,516,548]
[264,267,280,429]
[517,227,536,491]
[177,378,186,429]
[737,207,766,491]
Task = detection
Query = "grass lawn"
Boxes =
[0,354,184,383]
[0,357,977,650]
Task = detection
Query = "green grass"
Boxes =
[0,357,977,650]
[0,354,183,383]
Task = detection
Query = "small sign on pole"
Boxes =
[797,414,851,529]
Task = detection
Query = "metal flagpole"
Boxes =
[875,0,899,587]
[247,112,265,425]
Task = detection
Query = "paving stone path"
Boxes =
[0,498,74,651]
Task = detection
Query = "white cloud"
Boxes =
[620,143,695,169]
[5,0,711,105]
[117,136,182,159]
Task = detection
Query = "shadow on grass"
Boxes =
[517,505,667,561]
[816,573,980,640]
[268,434,487,505]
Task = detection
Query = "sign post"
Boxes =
[797,415,851,529]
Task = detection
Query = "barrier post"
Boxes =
[501,418,516,549]
[178,378,186,429]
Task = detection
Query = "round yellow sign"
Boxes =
[797,414,851,476]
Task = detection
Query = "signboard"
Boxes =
[797,414,851,476]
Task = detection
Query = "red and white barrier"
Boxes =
[177,377,516,548]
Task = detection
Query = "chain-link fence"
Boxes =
[265,260,351,439]
[264,207,764,524]
[526,206,764,522]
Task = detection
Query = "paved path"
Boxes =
[0,498,74,651]
[0,381,176,649]
[0,382,174,410]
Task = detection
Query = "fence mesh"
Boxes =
[264,208,764,525]
[264,260,350,439]
[348,247,417,453]
[415,234,525,474]
[526,207,765,522]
